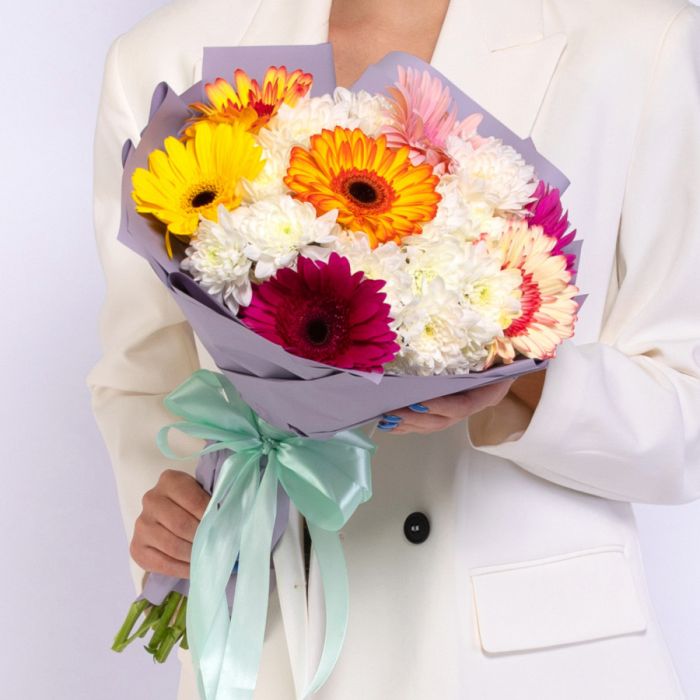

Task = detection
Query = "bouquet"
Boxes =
[111,44,582,700]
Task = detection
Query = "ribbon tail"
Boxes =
[188,452,260,700]
[301,523,350,699]
[214,455,281,699]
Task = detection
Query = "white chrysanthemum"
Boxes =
[460,240,522,331]
[418,175,481,243]
[332,88,391,138]
[447,134,537,215]
[227,195,340,280]
[388,278,498,375]
[181,207,252,314]
[402,230,469,295]
[262,95,350,151]
[241,144,290,201]
[332,231,413,325]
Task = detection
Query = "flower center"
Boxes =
[249,98,276,119]
[191,190,217,208]
[305,317,331,345]
[186,183,220,211]
[334,168,396,215]
[276,297,350,362]
[348,180,378,204]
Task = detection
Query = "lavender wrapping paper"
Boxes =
[118,43,582,440]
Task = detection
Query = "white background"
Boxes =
[1,1,698,698]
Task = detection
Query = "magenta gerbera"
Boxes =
[239,253,400,372]
[525,181,577,272]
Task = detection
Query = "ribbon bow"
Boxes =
[157,370,374,699]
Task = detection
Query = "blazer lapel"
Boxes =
[238,0,333,45]
[193,0,566,140]
[431,0,567,139]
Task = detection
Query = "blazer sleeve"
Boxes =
[87,36,204,594]
[467,4,700,505]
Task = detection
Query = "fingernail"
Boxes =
[408,403,429,413]
[377,421,397,431]
[381,414,402,424]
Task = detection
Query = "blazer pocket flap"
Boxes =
[469,545,648,654]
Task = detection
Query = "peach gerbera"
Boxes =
[284,126,441,248]
[486,219,579,365]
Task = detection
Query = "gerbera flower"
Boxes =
[383,67,485,173]
[525,181,577,272]
[284,127,441,248]
[187,66,312,135]
[131,121,264,257]
[486,219,578,365]
[239,253,400,372]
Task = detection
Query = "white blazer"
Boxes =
[88,0,700,697]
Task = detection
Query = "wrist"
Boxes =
[467,390,534,447]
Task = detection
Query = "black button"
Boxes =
[403,512,430,544]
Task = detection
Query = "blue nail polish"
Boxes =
[381,414,402,424]
[408,403,429,413]
[377,421,397,431]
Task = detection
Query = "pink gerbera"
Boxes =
[383,67,485,173]
[239,253,400,372]
[525,181,577,272]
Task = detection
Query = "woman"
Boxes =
[88,0,700,697]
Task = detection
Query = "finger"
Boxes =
[381,413,454,434]
[139,519,193,563]
[391,418,460,435]
[144,492,201,542]
[158,469,211,520]
[135,545,191,579]
[379,379,514,429]
[413,379,515,419]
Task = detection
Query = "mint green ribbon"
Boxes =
[157,370,374,699]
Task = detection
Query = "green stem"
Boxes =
[153,595,188,663]
[130,602,162,642]
[112,591,190,663]
[145,591,182,655]
[153,629,179,663]
[112,598,151,652]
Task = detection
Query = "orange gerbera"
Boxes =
[284,127,441,248]
[486,219,579,365]
[186,66,312,136]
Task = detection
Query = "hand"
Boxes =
[376,378,516,435]
[130,469,211,579]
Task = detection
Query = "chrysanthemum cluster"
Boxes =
[132,64,579,374]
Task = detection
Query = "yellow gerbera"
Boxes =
[131,120,264,257]
[284,127,441,248]
[486,219,579,365]
[186,66,313,136]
